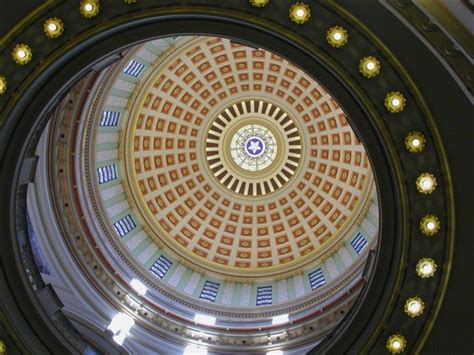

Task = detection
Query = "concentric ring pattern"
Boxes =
[206,99,302,195]
[230,123,278,172]
[125,37,372,275]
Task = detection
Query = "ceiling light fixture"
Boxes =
[249,0,269,7]
[405,131,426,153]
[384,91,406,113]
[404,296,425,317]
[326,26,348,47]
[386,334,407,353]
[416,173,437,194]
[359,56,381,78]
[12,44,32,65]
[416,258,437,278]
[0,76,7,95]
[80,0,100,18]
[289,3,311,24]
[44,18,64,38]
[420,214,440,236]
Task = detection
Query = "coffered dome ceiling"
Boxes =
[0,1,466,354]
[104,36,374,280]
[32,34,378,352]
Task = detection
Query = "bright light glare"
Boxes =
[194,314,216,326]
[130,278,148,296]
[422,264,433,273]
[84,3,93,11]
[408,301,421,313]
[107,313,135,335]
[296,9,305,17]
[333,32,342,40]
[422,179,432,189]
[272,314,289,325]
[184,345,208,355]
[113,333,127,345]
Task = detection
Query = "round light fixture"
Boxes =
[384,91,406,113]
[289,2,311,24]
[404,296,425,317]
[44,18,64,38]
[12,44,32,65]
[416,173,437,194]
[326,26,349,48]
[0,76,7,95]
[359,56,381,78]
[249,0,269,7]
[386,334,407,354]
[416,258,437,278]
[80,0,100,18]
[420,214,440,236]
[405,131,426,153]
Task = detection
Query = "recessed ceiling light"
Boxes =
[326,26,349,48]
[416,258,437,278]
[12,44,32,65]
[386,334,406,353]
[420,214,440,236]
[359,56,381,78]
[44,18,64,38]
[249,0,269,6]
[405,131,426,153]
[404,297,425,317]
[289,3,311,24]
[384,91,406,113]
[0,76,7,95]
[80,0,100,18]
[416,173,437,194]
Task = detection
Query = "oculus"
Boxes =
[231,124,277,171]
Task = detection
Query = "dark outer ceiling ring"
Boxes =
[0,2,454,354]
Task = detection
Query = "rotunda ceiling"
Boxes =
[36,34,379,352]
[121,37,373,279]
[1,1,462,353]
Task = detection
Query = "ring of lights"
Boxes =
[0,1,455,354]
[205,99,302,196]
